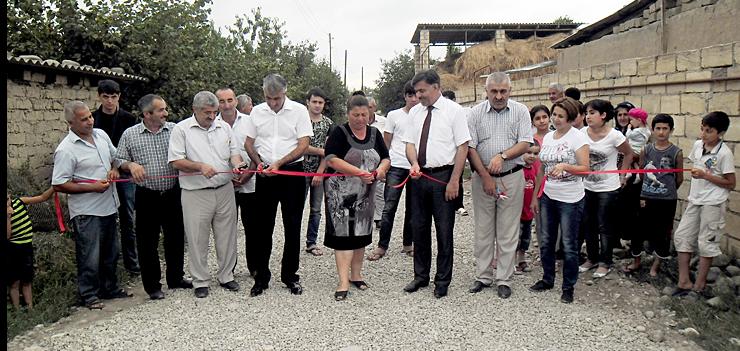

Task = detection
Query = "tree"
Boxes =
[7,0,348,120]
[374,51,415,115]
[552,16,575,24]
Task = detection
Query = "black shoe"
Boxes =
[468,281,490,293]
[334,290,349,301]
[220,280,240,292]
[169,279,193,290]
[102,289,133,300]
[286,282,303,295]
[561,290,574,304]
[250,283,266,297]
[529,280,554,292]
[374,220,381,229]
[404,279,429,293]
[149,290,165,300]
[194,287,209,298]
[433,285,448,299]
[497,285,512,299]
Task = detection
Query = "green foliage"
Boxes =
[7,0,347,120]
[374,51,415,115]
[552,16,575,24]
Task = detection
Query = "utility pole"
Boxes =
[344,50,347,89]
[361,66,364,92]
[328,33,332,70]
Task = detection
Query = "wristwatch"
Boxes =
[499,152,508,160]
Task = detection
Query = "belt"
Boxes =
[136,186,176,195]
[202,182,229,190]
[420,165,453,173]
[491,164,523,178]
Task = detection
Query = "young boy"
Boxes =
[673,111,735,296]
[7,187,55,310]
[515,141,541,274]
[623,114,683,276]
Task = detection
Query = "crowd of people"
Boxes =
[6,70,735,310]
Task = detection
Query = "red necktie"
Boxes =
[416,105,433,167]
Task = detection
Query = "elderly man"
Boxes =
[367,97,387,229]
[236,94,253,115]
[547,83,564,104]
[216,87,257,276]
[467,72,533,299]
[52,101,130,309]
[167,91,247,298]
[116,94,192,300]
[244,74,313,297]
[403,70,471,298]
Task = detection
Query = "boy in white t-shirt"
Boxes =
[673,111,736,297]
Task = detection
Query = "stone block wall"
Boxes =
[509,42,740,256]
[7,72,99,183]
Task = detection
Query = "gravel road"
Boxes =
[7,182,699,351]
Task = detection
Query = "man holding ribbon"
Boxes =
[244,74,314,297]
[467,72,533,299]
[167,91,247,298]
[402,70,470,298]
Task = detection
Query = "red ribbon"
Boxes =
[54,192,66,233]
[391,172,449,189]
[537,168,693,198]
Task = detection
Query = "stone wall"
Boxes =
[508,42,740,256]
[7,72,100,183]
[556,0,739,72]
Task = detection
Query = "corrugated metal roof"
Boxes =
[411,22,583,44]
[7,55,148,82]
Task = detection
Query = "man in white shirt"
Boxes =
[467,72,533,299]
[368,81,418,261]
[167,91,247,298]
[403,70,471,298]
[216,87,257,276]
[244,74,314,297]
[368,97,387,228]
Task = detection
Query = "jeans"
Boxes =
[538,194,584,292]
[303,178,324,247]
[72,214,120,304]
[518,220,533,252]
[410,168,456,288]
[584,189,619,267]
[116,182,139,272]
[378,167,413,250]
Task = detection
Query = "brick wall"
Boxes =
[7,72,99,182]
[508,42,740,256]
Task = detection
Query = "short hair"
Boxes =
[138,94,164,114]
[351,90,366,97]
[366,96,377,106]
[564,87,581,101]
[192,91,219,109]
[529,105,550,122]
[615,101,636,112]
[551,97,580,122]
[442,90,456,101]
[584,99,615,122]
[575,100,585,114]
[215,86,235,96]
[548,82,564,92]
[262,73,288,95]
[701,111,730,133]
[64,101,88,122]
[651,113,674,130]
[485,72,511,87]
[236,94,252,109]
[403,80,415,96]
[306,87,328,102]
[97,79,121,95]
[347,95,369,110]
[411,70,441,86]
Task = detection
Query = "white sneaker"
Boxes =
[457,208,468,216]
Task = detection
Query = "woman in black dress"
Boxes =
[324,95,390,300]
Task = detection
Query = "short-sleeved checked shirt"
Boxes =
[116,122,178,191]
[468,99,533,171]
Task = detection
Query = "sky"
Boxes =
[210,0,633,92]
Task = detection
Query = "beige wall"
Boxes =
[509,42,740,256]
[557,0,740,72]
[7,72,99,182]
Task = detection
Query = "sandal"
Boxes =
[334,290,349,301]
[350,280,369,290]
[305,245,324,256]
[85,299,105,310]
[367,247,386,261]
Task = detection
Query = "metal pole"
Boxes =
[329,33,332,69]
[361,66,364,92]
[344,50,347,89]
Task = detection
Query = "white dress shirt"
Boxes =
[369,114,387,133]
[384,108,411,169]
[402,96,471,168]
[244,98,314,164]
[218,112,256,193]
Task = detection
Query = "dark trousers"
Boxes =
[453,173,464,210]
[378,167,413,250]
[116,182,139,272]
[539,194,584,292]
[410,168,456,288]
[253,162,306,286]
[630,199,677,259]
[236,192,258,275]
[584,189,619,267]
[134,186,186,294]
[72,214,120,304]
[518,220,533,252]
